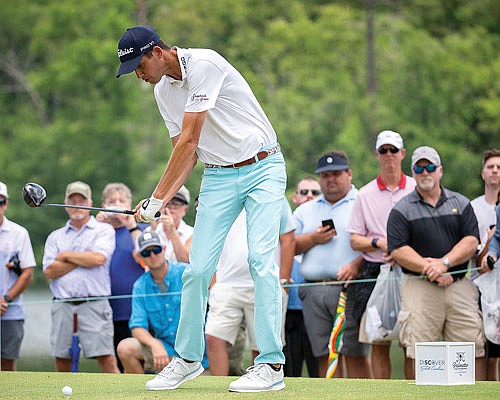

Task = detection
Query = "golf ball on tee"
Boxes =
[62,386,72,396]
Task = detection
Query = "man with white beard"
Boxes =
[387,146,486,380]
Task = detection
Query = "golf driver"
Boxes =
[22,182,159,216]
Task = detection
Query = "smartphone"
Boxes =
[322,219,335,232]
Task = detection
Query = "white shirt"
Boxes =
[146,219,193,262]
[0,217,36,320]
[470,195,498,279]
[216,198,295,287]
[154,48,277,165]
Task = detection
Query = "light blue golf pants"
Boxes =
[174,149,287,365]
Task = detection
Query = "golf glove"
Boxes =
[139,196,163,222]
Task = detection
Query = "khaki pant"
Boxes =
[399,277,485,359]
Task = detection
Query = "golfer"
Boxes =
[116,26,286,392]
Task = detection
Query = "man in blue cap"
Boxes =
[293,150,364,378]
[116,26,286,392]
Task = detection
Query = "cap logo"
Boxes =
[326,157,334,164]
[140,40,155,52]
[142,232,153,240]
[118,47,134,58]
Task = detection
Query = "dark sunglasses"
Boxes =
[0,199,6,206]
[378,146,400,155]
[413,164,438,174]
[140,246,163,258]
[298,189,321,196]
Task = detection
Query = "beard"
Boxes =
[417,177,435,192]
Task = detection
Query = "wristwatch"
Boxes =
[3,294,13,303]
[441,257,451,269]
[371,238,379,249]
[128,226,140,233]
[280,279,291,286]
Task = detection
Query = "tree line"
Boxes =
[1,0,499,285]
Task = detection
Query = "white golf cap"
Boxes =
[375,130,404,150]
[172,185,190,205]
[411,146,441,169]
[0,182,8,199]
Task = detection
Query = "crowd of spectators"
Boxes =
[1,142,499,381]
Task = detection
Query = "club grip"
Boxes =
[487,255,495,270]
[125,210,161,218]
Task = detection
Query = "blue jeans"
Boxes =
[175,149,286,364]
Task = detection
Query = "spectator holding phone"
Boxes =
[0,182,36,371]
[346,130,416,379]
[293,151,363,378]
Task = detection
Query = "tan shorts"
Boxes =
[399,276,485,359]
[205,285,287,351]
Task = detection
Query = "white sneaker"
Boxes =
[145,357,204,391]
[229,364,285,392]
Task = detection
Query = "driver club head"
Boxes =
[23,182,47,207]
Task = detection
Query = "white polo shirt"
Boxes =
[154,47,277,165]
[1,217,36,320]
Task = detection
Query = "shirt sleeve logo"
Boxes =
[191,93,209,102]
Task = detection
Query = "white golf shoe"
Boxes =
[228,363,285,392]
[145,357,204,390]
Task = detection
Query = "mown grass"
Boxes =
[1,372,499,400]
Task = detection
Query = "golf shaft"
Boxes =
[45,203,134,215]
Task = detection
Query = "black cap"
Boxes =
[116,26,160,78]
[315,153,349,173]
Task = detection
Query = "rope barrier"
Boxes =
[11,267,479,306]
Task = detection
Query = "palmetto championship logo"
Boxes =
[452,352,469,375]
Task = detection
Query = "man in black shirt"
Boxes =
[387,146,485,380]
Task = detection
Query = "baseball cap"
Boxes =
[315,153,349,173]
[65,181,92,200]
[172,185,190,205]
[411,146,441,169]
[136,231,163,253]
[0,182,8,199]
[375,130,404,150]
[116,25,160,78]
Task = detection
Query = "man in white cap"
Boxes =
[146,186,193,263]
[387,146,486,380]
[0,182,36,371]
[346,130,415,379]
[43,181,119,373]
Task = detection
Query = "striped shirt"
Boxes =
[42,216,115,298]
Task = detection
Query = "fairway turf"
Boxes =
[0,372,499,399]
